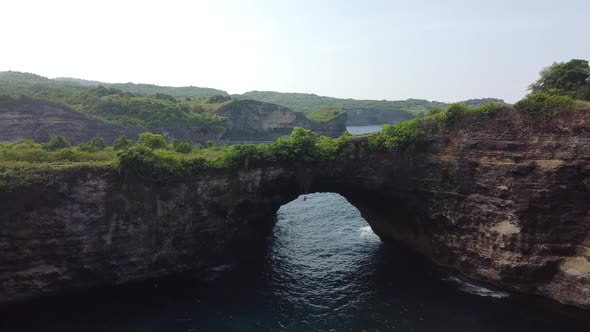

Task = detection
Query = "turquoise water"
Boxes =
[0,192,588,331]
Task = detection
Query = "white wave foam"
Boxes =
[444,276,510,298]
[359,226,379,239]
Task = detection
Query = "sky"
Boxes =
[1,0,589,103]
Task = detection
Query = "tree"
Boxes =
[529,59,590,100]
[172,139,192,154]
[43,136,71,151]
[113,135,134,150]
[78,137,107,152]
[207,95,231,103]
[137,133,168,150]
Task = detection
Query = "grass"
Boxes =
[306,106,345,122]
[575,100,590,111]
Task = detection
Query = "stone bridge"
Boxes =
[2,110,590,309]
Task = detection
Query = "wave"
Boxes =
[444,275,510,298]
[359,226,379,239]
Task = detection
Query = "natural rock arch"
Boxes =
[2,112,590,310]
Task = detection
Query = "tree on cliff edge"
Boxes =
[529,59,590,100]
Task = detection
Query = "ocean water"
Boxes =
[346,125,383,135]
[1,192,588,332]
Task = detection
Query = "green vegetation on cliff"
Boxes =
[0,72,230,130]
[0,139,115,164]
[2,58,588,188]
[0,128,354,186]
[238,91,448,115]
[514,59,590,119]
[238,90,504,118]
[0,71,506,131]
[116,128,354,178]
[54,77,228,99]
[306,106,345,122]
[528,59,590,100]
[514,93,575,119]
[368,58,590,150]
[368,102,505,150]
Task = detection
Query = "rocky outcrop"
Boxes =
[0,100,346,145]
[1,109,590,310]
[345,107,415,126]
[217,100,347,142]
[0,101,140,144]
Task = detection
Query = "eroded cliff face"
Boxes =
[1,109,590,309]
[217,100,347,142]
[346,110,590,310]
[0,166,301,303]
[0,100,347,145]
[345,107,415,126]
[0,101,139,144]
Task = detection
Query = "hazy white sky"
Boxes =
[1,0,589,103]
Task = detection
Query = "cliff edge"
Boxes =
[1,108,590,310]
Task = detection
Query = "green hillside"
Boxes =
[236,90,504,118]
[0,72,230,130]
[54,77,229,98]
[0,71,506,128]
[236,91,449,114]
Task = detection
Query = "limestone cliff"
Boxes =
[0,101,139,144]
[345,107,415,125]
[1,108,590,310]
[0,100,346,145]
[217,100,347,142]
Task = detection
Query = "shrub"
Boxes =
[216,128,353,167]
[116,145,179,178]
[43,136,71,151]
[315,134,354,160]
[0,94,17,104]
[137,133,168,150]
[427,108,443,116]
[207,95,231,103]
[181,157,208,173]
[55,148,79,161]
[443,103,471,126]
[368,118,426,150]
[474,102,504,116]
[172,140,192,154]
[1,130,357,179]
[287,127,319,158]
[0,164,61,191]
[153,93,176,102]
[78,137,107,153]
[219,144,265,167]
[14,139,38,149]
[0,142,50,162]
[113,135,134,150]
[514,92,574,119]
